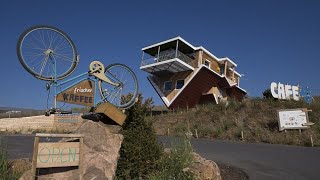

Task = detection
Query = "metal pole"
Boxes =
[94,78,97,106]
[157,46,160,62]
[54,57,57,109]
[141,51,145,66]
[175,40,179,57]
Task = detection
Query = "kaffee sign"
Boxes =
[57,80,95,106]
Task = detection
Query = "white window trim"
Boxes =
[175,79,185,90]
[204,59,211,68]
[163,81,172,91]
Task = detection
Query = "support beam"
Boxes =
[224,61,228,76]
[198,50,203,67]
[175,40,179,57]
[238,76,240,86]
[157,46,161,62]
[232,67,235,80]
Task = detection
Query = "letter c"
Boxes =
[270,82,278,98]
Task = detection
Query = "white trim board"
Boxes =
[140,58,194,71]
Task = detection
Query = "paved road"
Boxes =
[2,135,320,180]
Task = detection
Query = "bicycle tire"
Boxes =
[17,25,78,81]
[98,63,138,109]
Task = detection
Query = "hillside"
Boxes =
[146,98,320,147]
[0,107,45,119]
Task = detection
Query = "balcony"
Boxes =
[140,50,194,74]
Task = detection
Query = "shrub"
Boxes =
[148,137,194,180]
[116,94,163,179]
[262,88,274,99]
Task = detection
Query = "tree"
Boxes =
[262,88,275,99]
[116,94,163,179]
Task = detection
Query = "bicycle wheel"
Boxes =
[98,63,138,109]
[17,25,78,81]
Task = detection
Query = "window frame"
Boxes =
[163,81,173,91]
[175,79,185,90]
[204,59,211,68]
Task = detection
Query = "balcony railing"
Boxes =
[141,50,194,67]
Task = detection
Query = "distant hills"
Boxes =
[0,106,43,113]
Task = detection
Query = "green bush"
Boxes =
[148,137,194,180]
[116,94,163,179]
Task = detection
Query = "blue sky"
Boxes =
[0,0,319,109]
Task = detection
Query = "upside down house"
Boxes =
[140,37,246,109]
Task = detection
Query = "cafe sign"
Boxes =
[57,80,95,106]
[270,82,299,101]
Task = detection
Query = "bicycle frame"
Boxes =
[50,57,117,109]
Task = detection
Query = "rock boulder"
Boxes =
[20,120,123,180]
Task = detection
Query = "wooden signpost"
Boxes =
[32,133,84,180]
[56,79,95,107]
[277,108,314,131]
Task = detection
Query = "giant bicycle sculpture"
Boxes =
[16,25,138,124]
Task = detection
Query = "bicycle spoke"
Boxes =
[18,25,77,80]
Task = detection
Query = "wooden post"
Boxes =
[32,136,40,180]
[224,61,228,76]
[232,67,235,80]
[79,137,84,180]
[299,129,302,135]
[241,130,244,141]
[195,129,198,139]
[310,135,314,147]
[167,128,170,136]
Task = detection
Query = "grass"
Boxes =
[148,137,195,180]
[147,98,320,147]
[0,138,21,180]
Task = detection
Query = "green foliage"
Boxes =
[0,138,20,180]
[262,88,274,99]
[148,137,194,180]
[116,94,163,179]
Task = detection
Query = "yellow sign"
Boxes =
[57,80,95,106]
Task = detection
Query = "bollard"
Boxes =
[241,130,244,141]
[195,129,198,139]
[310,135,314,147]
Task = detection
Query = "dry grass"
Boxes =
[147,98,320,147]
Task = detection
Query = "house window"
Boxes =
[164,81,172,91]
[176,79,184,89]
[204,60,210,68]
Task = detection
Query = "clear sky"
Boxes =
[0,0,319,109]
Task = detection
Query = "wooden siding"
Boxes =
[202,52,220,74]
[150,70,195,102]
[169,67,221,109]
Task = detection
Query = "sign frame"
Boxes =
[31,133,84,180]
[277,108,310,131]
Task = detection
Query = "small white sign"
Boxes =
[277,109,310,131]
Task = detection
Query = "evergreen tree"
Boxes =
[116,94,163,179]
